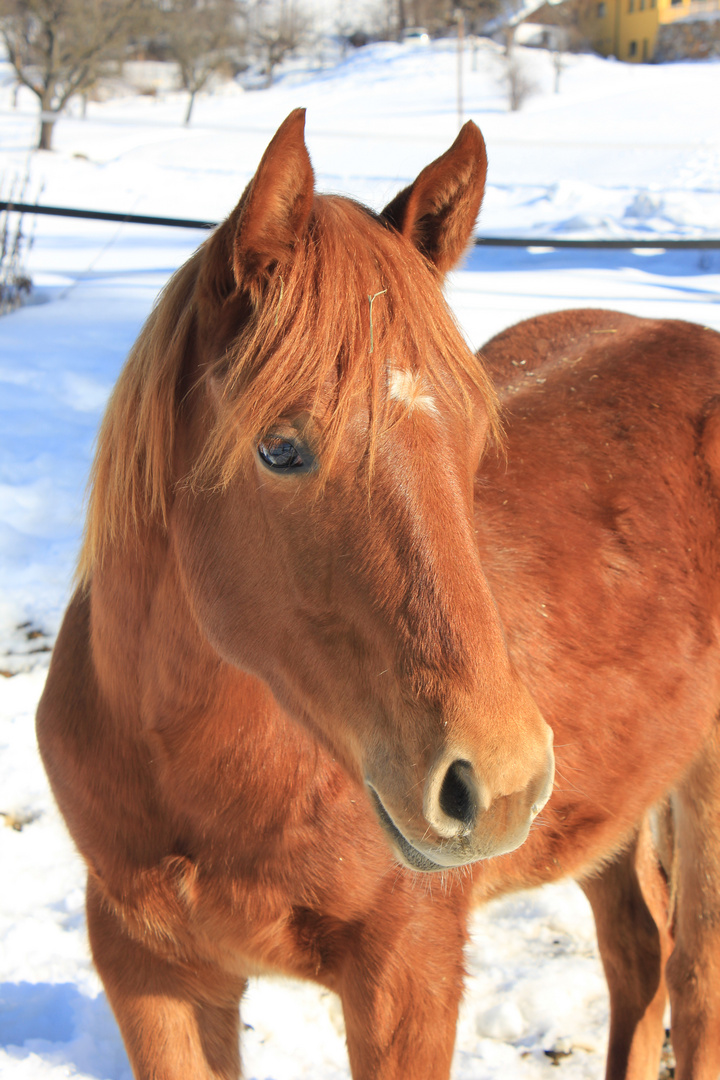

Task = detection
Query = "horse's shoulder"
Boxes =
[36,589,95,743]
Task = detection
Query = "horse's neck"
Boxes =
[88,532,334,835]
[90,529,248,720]
[90,532,184,715]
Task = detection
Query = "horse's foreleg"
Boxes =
[580,817,671,1080]
[666,728,720,1080]
[86,876,245,1080]
[339,903,466,1080]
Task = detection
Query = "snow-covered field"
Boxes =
[1,35,718,1079]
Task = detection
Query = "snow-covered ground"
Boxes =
[1,37,718,1079]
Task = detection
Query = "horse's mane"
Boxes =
[78,195,500,584]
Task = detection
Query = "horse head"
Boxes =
[90,110,554,872]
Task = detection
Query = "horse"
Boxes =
[36,108,720,1080]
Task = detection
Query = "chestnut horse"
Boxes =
[37,109,720,1080]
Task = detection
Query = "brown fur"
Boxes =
[38,109,720,1079]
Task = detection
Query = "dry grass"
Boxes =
[0,171,41,315]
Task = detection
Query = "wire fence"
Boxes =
[2,200,720,250]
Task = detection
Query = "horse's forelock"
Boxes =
[196,195,501,489]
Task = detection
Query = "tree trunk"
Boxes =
[184,89,196,126]
[397,0,406,40]
[38,116,56,150]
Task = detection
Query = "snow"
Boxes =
[1,34,718,1078]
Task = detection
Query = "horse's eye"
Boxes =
[258,436,304,470]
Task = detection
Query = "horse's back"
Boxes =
[481,308,720,492]
[473,310,720,886]
[483,306,718,379]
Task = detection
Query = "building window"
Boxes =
[628,39,637,55]
[597,1,607,15]
[650,0,656,7]
[642,37,649,58]
[628,0,634,10]
[670,0,683,5]
[639,0,645,9]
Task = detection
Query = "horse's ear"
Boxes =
[381,121,487,273]
[232,108,314,289]
[200,108,314,307]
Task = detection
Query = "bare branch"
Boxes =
[0,0,152,147]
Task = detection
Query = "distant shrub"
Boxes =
[502,54,538,111]
[0,173,38,316]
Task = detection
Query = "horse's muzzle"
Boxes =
[366,739,555,873]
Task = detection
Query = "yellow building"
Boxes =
[578,0,719,60]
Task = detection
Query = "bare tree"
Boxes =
[164,0,245,124]
[454,0,505,34]
[333,0,353,56]
[0,0,149,150]
[360,0,395,41]
[551,30,569,93]
[396,0,406,36]
[248,0,310,87]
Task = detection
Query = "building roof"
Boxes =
[483,0,565,33]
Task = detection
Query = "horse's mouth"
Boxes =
[366,787,453,873]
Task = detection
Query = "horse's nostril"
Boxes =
[438,759,477,829]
